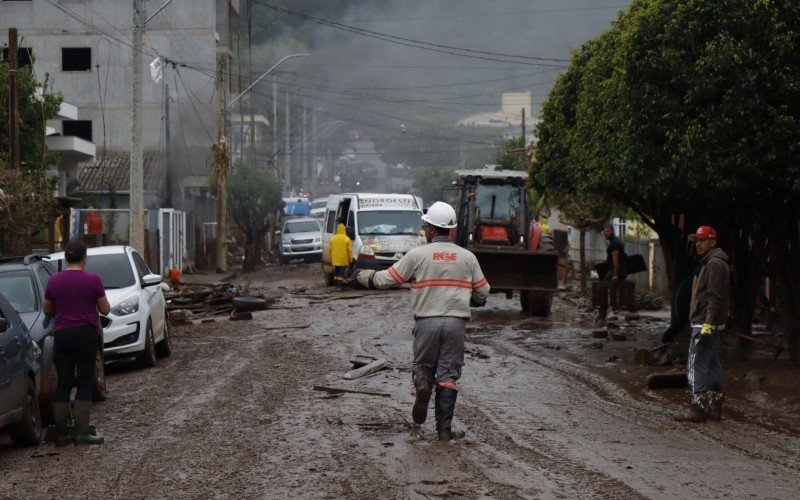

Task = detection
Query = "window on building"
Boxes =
[1,47,32,67]
[62,47,91,71]
[63,120,93,142]
[616,218,629,238]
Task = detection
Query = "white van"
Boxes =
[321,193,425,285]
[310,197,327,221]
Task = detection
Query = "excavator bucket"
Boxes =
[472,248,559,291]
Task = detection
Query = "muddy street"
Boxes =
[1,263,799,499]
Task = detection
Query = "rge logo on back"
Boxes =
[433,252,458,262]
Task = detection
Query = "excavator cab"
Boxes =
[445,165,558,316]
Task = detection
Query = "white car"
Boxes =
[279,218,323,264]
[50,246,171,368]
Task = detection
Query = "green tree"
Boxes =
[496,136,527,172]
[412,165,455,206]
[228,162,283,271]
[534,0,800,359]
[0,61,62,255]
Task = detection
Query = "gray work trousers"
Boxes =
[412,317,466,384]
[686,326,723,404]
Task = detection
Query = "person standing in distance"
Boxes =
[355,201,490,441]
[329,217,353,287]
[599,222,628,321]
[676,226,729,423]
[44,240,110,445]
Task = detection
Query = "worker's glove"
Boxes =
[470,296,486,308]
[696,324,713,348]
[355,269,377,289]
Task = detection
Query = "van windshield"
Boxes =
[357,211,422,236]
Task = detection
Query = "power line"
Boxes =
[253,1,569,67]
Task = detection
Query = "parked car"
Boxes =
[278,218,323,264]
[50,246,171,368]
[0,255,106,424]
[0,291,42,446]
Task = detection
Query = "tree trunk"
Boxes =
[579,226,586,293]
[243,232,258,272]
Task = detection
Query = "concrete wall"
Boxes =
[1,0,226,210]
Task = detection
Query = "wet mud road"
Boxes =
[2,263,799,498]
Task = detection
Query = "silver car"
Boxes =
[279,218,323,264]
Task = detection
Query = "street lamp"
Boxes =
[214,53,309,272]
[227,53,309,110]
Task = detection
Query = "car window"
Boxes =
[0,271,38,313]
[325,211,336,233]
[37,266,52,289]
[284,220,320,234]
[84,254,136,289]
[132,251,150,278]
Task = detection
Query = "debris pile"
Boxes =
[165,283,273,324]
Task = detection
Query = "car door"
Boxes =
[131,250,165,339]
[0,295,25,416]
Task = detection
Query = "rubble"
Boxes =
[165,282,275,320]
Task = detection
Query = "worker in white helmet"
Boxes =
[356,201,490,441]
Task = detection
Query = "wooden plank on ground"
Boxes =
[343,358,389,380]
[312,385,390,397]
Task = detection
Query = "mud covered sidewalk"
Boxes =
[1,263,799,498]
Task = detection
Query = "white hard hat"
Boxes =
[421,201,457,229]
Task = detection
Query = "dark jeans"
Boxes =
[53,324,98,403]
[334,266,347,286]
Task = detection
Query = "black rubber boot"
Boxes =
[674,403,707,423]
[411,366,434,425]
[73,401,104,445]
[52,402,72,447]
[434,387,458,441]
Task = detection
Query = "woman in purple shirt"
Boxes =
[44,240,110,446]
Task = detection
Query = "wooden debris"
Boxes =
[230,311,253,321]
[592,329,608,339]
[611,333,628,341]
[343,358,390,380]
[350,355,379,368]
[164,282,273,318]
[200,318,216,324]
[313,385,391,398]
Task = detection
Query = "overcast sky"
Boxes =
[248,0,631,129]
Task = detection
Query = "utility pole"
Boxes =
[248,1,255,169]
[164,83,172,207]
[302,100,308,195]
[130,2,145,252]
[311,109,317,197]
[272,80,278,176]
[8,28,20,170]
[521,107,527,165]
[284,91,291,195]
[214,43,229,272]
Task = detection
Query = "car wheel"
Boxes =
[10,378,42,447]
[136,320,157,368]
[92,348,108,401]
[156,313,172,358]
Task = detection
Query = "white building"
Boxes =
[1,0,237,212]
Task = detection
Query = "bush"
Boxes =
[635,289,663,310]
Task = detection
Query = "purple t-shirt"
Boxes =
[44,269,106,333]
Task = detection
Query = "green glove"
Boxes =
[696,324,713,348]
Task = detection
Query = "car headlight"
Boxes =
[314,237,321,243]
[111,296,140,316]
[359,244,375,256]
[282,235,291,244]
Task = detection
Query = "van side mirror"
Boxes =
[345,226,355,240]
[275,230,282,236]
[0,317,8,333]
